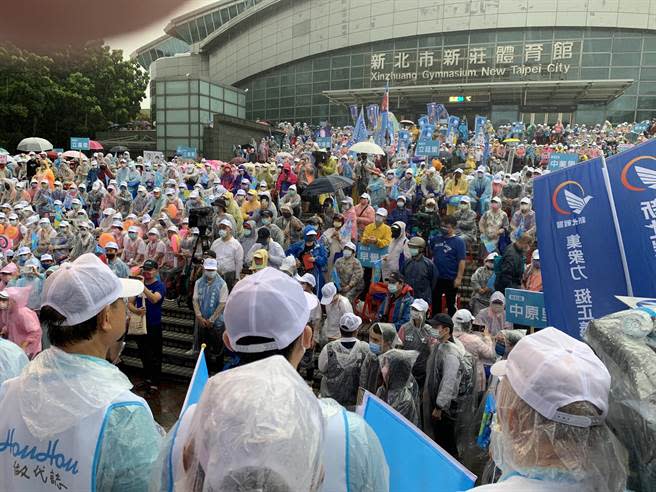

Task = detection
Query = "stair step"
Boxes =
[119,356,194,379]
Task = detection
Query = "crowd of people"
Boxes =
[0,115,648,491]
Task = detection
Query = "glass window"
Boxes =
[525,27,553,41]
[643,53,656,66]
[637,110,656,121]
[166,110,189,123]
[350,78,364,89]
[332,68,350,80]
[197,19,208,40]
[445,32,469,45]
[229,5,238,18]
[189,109,199,123]
[351,54,366,66]
[638,96,656,108]
[238,93,246,107]
[254,78,266,90]
[296,60,313,72]
[613,38,642,53]
[581,53,611,66]
[280,108,295,119]
[280,73,294,85]
[394,38,417,50]
[281,86,295,97]
[296,84,312,95]
[200,81,210,95]
[266,99,278,110]
[165,124,190,138]
[266,87,280,98]
[190,139,200,150]
[266,76,279,88]
[296,95,312,106]
[210,84,220,99]
[187,80,198,94]
[166,95,189,109]
[608,95,636,111]
[351,66,365,80]
[210,99,222,113]
[238,107,245,119]
[157,138,166,150]
[312,105,329,117]
[156,110,165,123]
[212,11,222,28]
[280,96,295,108]
[225,89,238,104]
[610,67,639,79]
[580,67,609,79]
[332,55,350,68]
[199,96,210,110]
[265,109,280,120]
[607,110,636,122]
[296,72,312,84]
[156,96,165,108]
[469,32,495,44]
[295,106,311,118]
[155,82,166,95]
[200,111,211,125]
[612,53,641,66]
[497,30,523,42]
[418,35,442,48]
[190,125,200,137]
[166,81,188,94]
[642,68,656,80]
[639,82,656,94]
[330,80,349,90]
[313,58,330,70]
[313,82,330,93]
[312,94,327,105]
[583,38,611,52]
[225,103,238,117]
[643,36,656,51]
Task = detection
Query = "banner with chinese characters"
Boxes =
[534,158,628,338]
[504,289,547,328]
[606,138,656,297]
[369,41,578,83]
[357,244,388,268]
[415,140,440,157]
[548,152,579,171]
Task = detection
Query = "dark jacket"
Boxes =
[401,255,438,304]
[495,242,525,293]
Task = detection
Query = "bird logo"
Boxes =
[621,155,656,192]
[552,181,593,215]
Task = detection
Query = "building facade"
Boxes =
[133,0,656,153]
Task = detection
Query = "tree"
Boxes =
[0,43,148,151]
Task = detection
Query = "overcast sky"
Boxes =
[106,0,213,57]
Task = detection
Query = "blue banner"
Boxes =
[176,146,197,159]
[474,115,487,136]
[435,104,449,123]
[366,104,380,130]
[548,152,579,171]
[359,392,476,492]
[357,244,389,268]
[415,140,440,157]
[426,103,437,124]
[534,159,628,338]
[447,116,460,141]
[70,137,90,151]
[352,108,368,144]
[397,130,411,157]
[606,138,656,297]
[505,288,548,328]
[180,347,209,417]
[349,104,359,123]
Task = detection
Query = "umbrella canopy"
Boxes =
[62,150,85,159]
[17,137,53,152]
[109,145,129,154]
[503,138,520,143]
[303,175,354,196]
[0,148,8,155]
[349,140,385,156]
[89,140,103,151]
[46,151,58,160]
[230,157,246,165]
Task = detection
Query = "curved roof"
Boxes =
[131,34,190,70]
[164,0,265,45]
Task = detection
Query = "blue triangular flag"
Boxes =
[180,346,209,417]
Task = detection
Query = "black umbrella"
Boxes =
[109,145,129,154]
[303,175,354,195]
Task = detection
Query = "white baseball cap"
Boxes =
[339,313,362,333]
[17,246,30,256]
[147,228,160,236]
[410,298,429,312]
[224,267,318,353]
[453,308,474,323]
[360,193,371,200]
[320,282,337,305]
[532,249,540,260]
[128,226,139,233]
[375,207,388,217]
[520,197,532,205]
[344,241,356,251]
[460,195,471,204]
[296,273,316,288]
[485,252,499,261]
[236,189,246,196]
[40,254,53,262]
[41,253,143,326]
[219,218,233,229]
[491,196,502,204]
[105,242,119,250]
[203,258,218,270]
[491,327,610,428]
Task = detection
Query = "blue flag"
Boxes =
[352,108,368,144]
[349,104,359,123]
[605,138,656,297]
[180,346,209,417]
[534,158,629,338]
[359,392,476,491]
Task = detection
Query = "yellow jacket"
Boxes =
[362,222,392,249]
[445,177,469,197]
[241,197,260,219]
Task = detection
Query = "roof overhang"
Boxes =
[323,79,634,109]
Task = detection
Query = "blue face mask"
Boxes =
[495,341,506,357]
[17,257,27,266]
[369,342,381,355]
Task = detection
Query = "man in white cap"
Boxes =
[479,196,510,252]
[105,241,129,278]
[471,328,628,491]
[319,282,353,347]
[209,218,243,290]
[122,225,147,267]
[69,220,97,261]
[145,228,166,268]
[510,196,536,240]
[522,248,542,292]
[132,185,150,216]
[218,268,389,492]
[470,252,499,316]
[354,192,375,236]
[0,253,161,491]
[187,258,229,358]
[318,312,370,408]
[398,298,436,352]
[360,207,392,295]
[468,166,492,215]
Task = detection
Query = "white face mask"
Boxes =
[343,249,353,258]
[489,416,513,474]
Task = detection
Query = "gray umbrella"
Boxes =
[17,137,54,152]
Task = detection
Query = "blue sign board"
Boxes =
[415,139,440,157]
[359,392,476,492]
[505,288,548,328]
[70,137,90,151]
[316,136,332,149]
[176,146,197,159]
[548,152,579,171]
[534,158,628,338]
[357,244,388,268]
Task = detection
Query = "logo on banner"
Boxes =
[620,155,656,191]
[551,181,593,215]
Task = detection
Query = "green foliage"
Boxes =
[0,43,148,151]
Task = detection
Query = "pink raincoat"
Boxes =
[0,287,42,358]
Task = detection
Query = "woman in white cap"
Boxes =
[522,249,542,292]
[131,185,150,216]
[471,328,628,491]
[333,241,364,304]
[470,252,499,316]
[0,253,162,491]
[318,312,369,409]
[69,220,97,261]
[353,193,375,237]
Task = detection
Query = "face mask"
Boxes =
[9,220,16,225]
[262,219,271,225]
[219,229,227,238]
[492,303,504,314]
[410,310,423,323]
[396,201,405,208]
[388,283,398,294]
[460,203,469,209]
[343,249,353,258]
[425,208,435,213]
[253,263,266,271]
[411,247,423,257]
[288,190,295,195]
[18,257,27,266]
[369,342,381,355]
[485,261,494,270]
[495,341,506,357]
[375,217,384,225]
[491,203,500,210]
[282,212,292,219]
[128,233,137,240]
[333,221,342,229]
[204,270,217,280]
[391,228,400,239]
